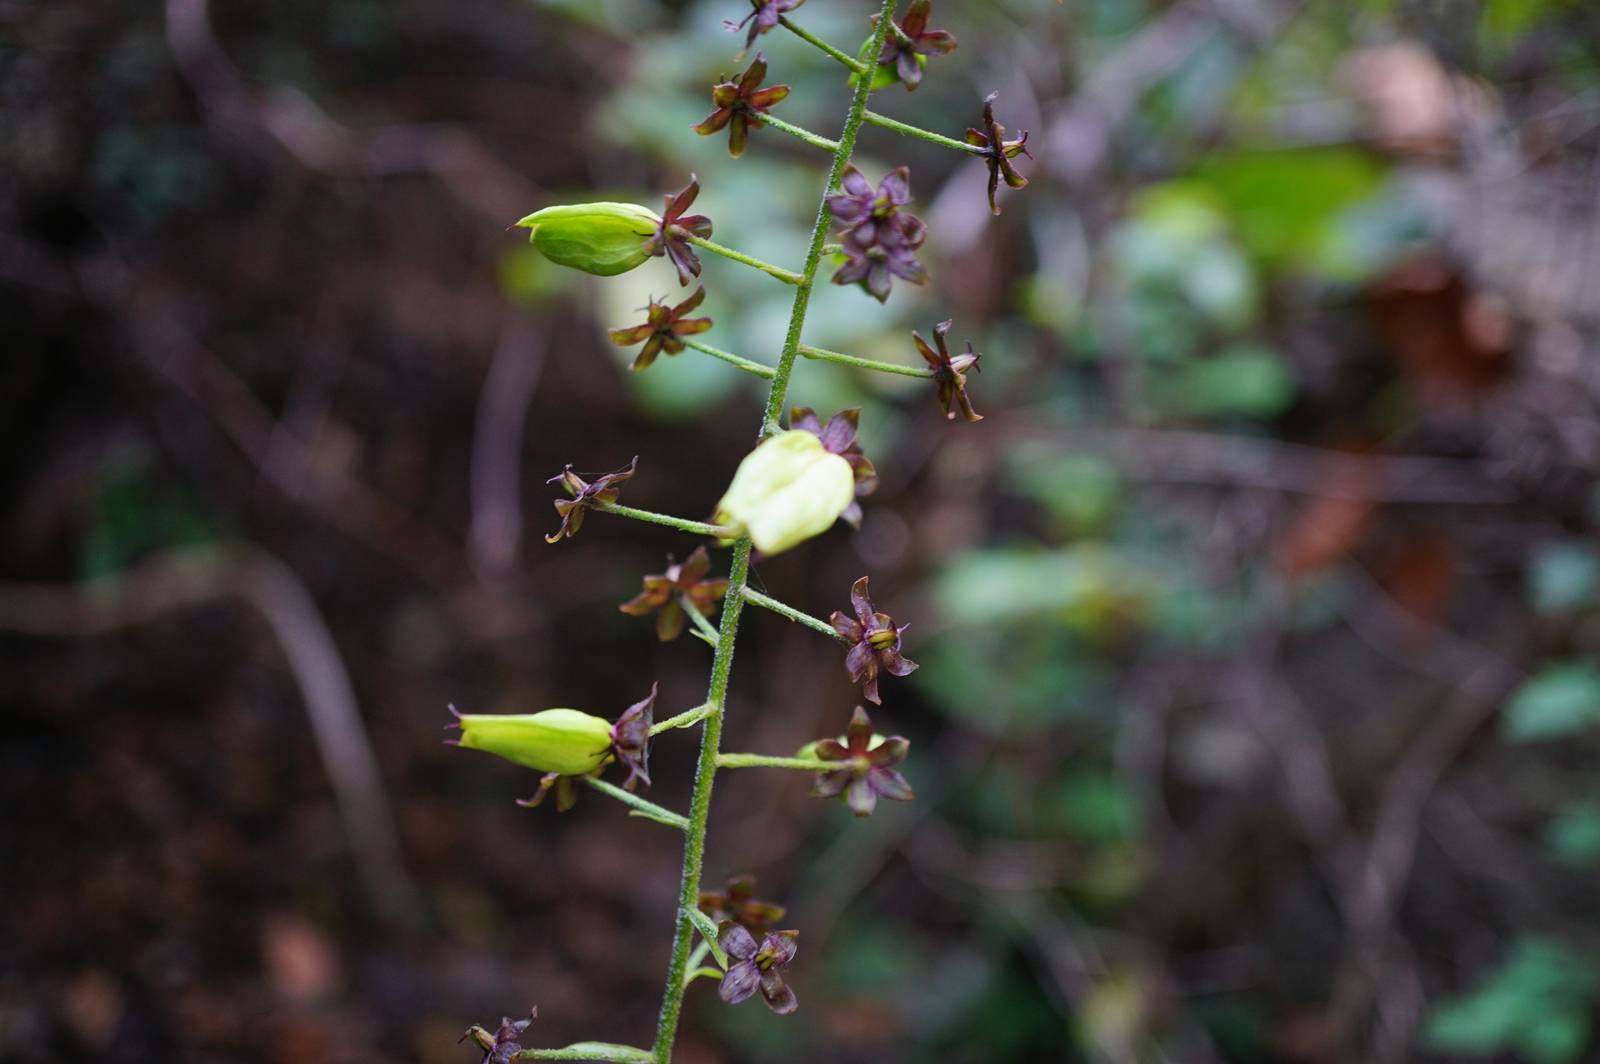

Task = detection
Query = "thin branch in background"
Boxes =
[0,545,421,928]
[469,313,547,581]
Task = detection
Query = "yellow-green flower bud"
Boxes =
[713,431,855,555]
[515,202,662,277]
[451,707,614,776]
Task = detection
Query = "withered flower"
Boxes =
[718,924,799,1015]
[811,706,913,817]
[608,286,713,372]
[789,406,877,527]
[913,319,982,421]
[876,0,957,90]
[699,875,788,934]
[830,575,917,704]
[694,55,791,159]
[965,92,1031,215]
[619,546,730,641]
[459,1009,536,1064]
[545,456,638,543]
[608,682,656,791]
[644,176,714,287]
[724,0,804,55]
[826,165,925,249]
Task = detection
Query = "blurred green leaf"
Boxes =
[1529,542,1599,614]
[1502,663,1600,742]
[1424,937,1597,1063]
[1159,345,1294,419]
[1048,771,1139,846]
[1545,802,1600,866]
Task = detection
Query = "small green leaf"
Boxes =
[1502,663,1600,742]
[685,907,729,969]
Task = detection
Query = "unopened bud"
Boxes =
[713,431,855,555]
[450,708,614,776]
[515,202,662,277]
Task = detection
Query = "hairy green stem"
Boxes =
[758,112,841,154]
[742,586,849,641]
[677,596,725,644]
[681,338,776,380]
[650,4,898,1058]
[862,109,988,155]
[584,777,689,831]
[779,15,868,73]
[797,343,935,379]
[650,702,717,736]
[593,502,733,538]
[681,234,803,285]
[716,752,836,772]
[758,0,898,435]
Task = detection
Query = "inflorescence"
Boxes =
[457,2,1027,1059]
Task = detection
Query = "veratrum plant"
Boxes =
[454,3,1028,1060]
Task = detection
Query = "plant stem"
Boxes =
[742,586,849,641]
[681,338,775,380]
[685,967,725,984]
[584,777,689,831]
[862,109,988,155]
[758,112,841,154]
[650,702,717,736]
[797,342,935,379]
[779,15,868,73]
[678,597,724,645]
[680,234,803,285]
[593,502,733,539]
[650,5,897,1059]
[717,752,836,772]
[758,0,899,436]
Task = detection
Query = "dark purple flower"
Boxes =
[831,231,927,303]
[609,683,656,791]
[545,456,638,543]
[699,875,787,934]
[965,92,1031,215]
[694,55,791,159]
[608,286,714,372]
[724,0,804,55]
[876,0,957,90]
[459,1008,536,1064]
[913,319,982,422]
[826,165,924,249]
[789,406,877,527]
[718,923,799,1015]
[811,706,914,817]
[829,576,917,704]
[644,176,714,287]
[619,546,730,641]
[828,165,928,303]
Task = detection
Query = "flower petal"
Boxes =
[868,736,909,767]
[811,769,850,798]
[759,972,797,1015]
[846,776,878,817]
[878,167,912,206]
[721,923,759,962]
[868,765,914,802]
[719,960,761,1005]
[839,165,873,199]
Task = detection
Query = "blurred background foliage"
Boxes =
[4,0,1600,1060]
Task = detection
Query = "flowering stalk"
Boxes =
[455,2,1026,1059]
[651,5,900,1054]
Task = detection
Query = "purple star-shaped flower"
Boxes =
[718,923,799,1015]
[829,576,917,704]
[811,706,914,817]
[644,176,714,286]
